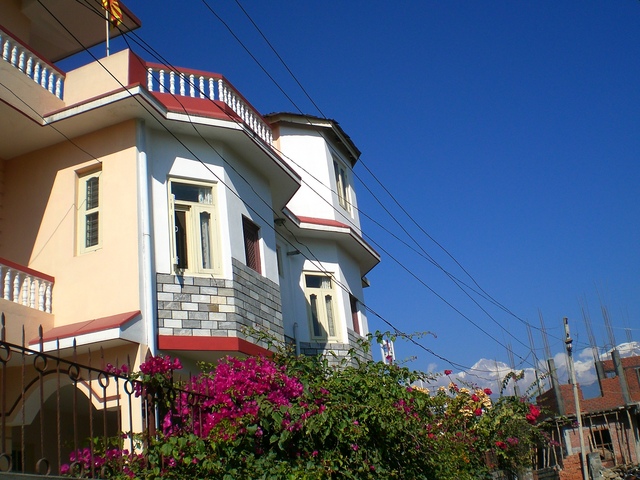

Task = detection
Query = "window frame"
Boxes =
[333,157,350,211]
[242,216,262,274]
[168,178,221,275]
[303,272,340,341]
[349,294,360,335]
[77,168,102,254]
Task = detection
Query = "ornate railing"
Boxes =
[0,258,53,313]
[0,317,200,478]
[146,64,273,145]
[0,319,143,477]
[0,27,64,100]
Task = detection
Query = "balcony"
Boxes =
[0,258,53,314]
[146,63,273,145]
[0,258,54,345]
[0,26,66,147]
[0,26,65,100]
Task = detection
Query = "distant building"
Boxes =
[536,351,640,479]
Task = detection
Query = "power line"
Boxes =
[38,0,500,374]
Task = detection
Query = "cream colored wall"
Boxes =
[0,0,30,41]
[2,121,141,327]
[63,49,132,105]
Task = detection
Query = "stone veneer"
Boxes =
[156,258,284,344]
[299,328,372,365]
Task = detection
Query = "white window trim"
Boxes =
[77,168,102,255]
[303,272,341,342]
[168,178,222,276]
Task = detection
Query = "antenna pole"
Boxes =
[564,317,588,480]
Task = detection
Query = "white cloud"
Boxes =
[420,341,639,398]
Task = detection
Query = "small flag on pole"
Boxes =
[102,0,123,27]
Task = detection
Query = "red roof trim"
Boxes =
[0,257,55,283]
[0,25,66,76]
[30,310,141,345]
[296,216,350,229]
[157,335,271,357]
[151,93,240,122]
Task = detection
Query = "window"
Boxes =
[77,169,101,253]
[592,429,613,457]
[169,179,219,274]
[304,274,339,340]
[242,216,261,274]
[350,294,360,334]
[333,158,349,210]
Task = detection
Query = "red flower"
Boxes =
[484,388,492,395]
[444,370,453,375]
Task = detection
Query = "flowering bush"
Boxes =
[63,337,547,479]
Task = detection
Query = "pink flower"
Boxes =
[351,444,359,451]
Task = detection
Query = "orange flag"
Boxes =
[102,0,123,27]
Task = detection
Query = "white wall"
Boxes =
[147,128,279,283]
[277,126,361,232]
[279,237,367,342]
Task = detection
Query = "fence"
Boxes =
[0,315,156,478]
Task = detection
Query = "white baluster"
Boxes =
[47,73,54,93]
[18,51,25,71]
[3,268,11,300]
[29,278,37,308]
[199,76,205,99]
[179,73,185,96]
[26,56,33,77]
[13,272,21,303]
[45,283,52,313]
[147,67,153,91]
[218,79,225,103]
[0,266,4,299]
[33,62,40,85]
[169,71,175,94]
[209,78,215,100]
[2,39,10,61]
[38,281,45,311]
[40,66,47,88]
[10,45,17,66]
[21,276,29,306]
[189,74,195,97]
[55,77,62,99]
[159,69,166,93]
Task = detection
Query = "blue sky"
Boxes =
[68,1,640,391]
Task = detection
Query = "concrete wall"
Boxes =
[1,121,141,326]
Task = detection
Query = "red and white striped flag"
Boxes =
[101,0,123,27]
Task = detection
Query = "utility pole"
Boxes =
[564,317,588,480]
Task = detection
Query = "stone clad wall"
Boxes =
[300,328,371,365]
[156,258,284,343]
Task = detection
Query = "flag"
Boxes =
[102,0,123,27]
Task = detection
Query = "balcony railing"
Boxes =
[0,258,53,313]
[146,65,273,145]
[0,27,64,100]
